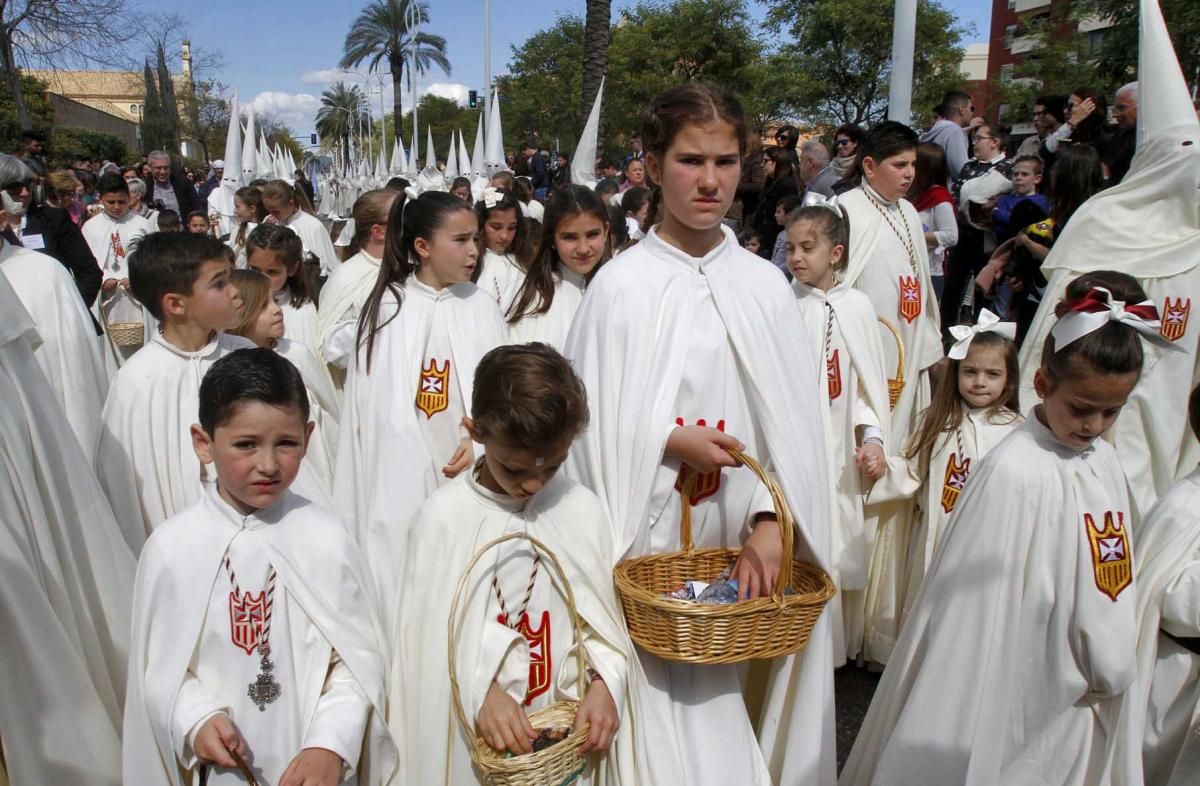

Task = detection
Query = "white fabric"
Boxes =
[225,221,257,268]
[123,487,397,786]
[82,210,154,354]
[503,266,586,351]
[284,210,340,276]
[392,469,679,786]
[564,225,836,786]
[919,201,958,277]
[477,249,526,306]
[275,337,339,505]
[947,308,1016,360]
[1129,466,1200,785]
[0,239,109,454]
[277,288,323,362]
[334,278,504,623]
[0,273,133,786]
[94,332,256,551]
[317,249,381,367]
[1050,288,1173,351]
[841,413,1143,785]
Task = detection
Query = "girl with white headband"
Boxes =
[844,271,1173,786]
[868,307,1022,623]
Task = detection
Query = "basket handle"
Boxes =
[678,448,796,600]
[446,532,588,751]
[198,748,258,785]
[876,316,906,380]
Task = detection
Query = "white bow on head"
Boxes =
[948,308,1017,360]
[1050,286,1182,352]
[482,186,503,209]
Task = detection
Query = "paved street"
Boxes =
[836,664,882,771]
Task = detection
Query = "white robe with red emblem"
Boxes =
[841,413,1143,786]
[564,226,835,786]
[334,278,504,624]
[123,486,397,786]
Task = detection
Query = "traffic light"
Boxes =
[469,90,478,109]
[310,133,317,145]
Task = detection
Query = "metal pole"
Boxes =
[407,0,421,164]
[483,0,492,122]
[888,0,917,123]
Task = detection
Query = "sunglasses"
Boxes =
[835,139,852,147]
[2,181,31,196]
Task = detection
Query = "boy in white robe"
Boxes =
[836,121,944,664]
[82,173,153,360]
[94,232,252,551]
[0,271,132,786]
[393,343,681,786]
[842,281,1165,786]
[1129,384,1200,785]
[124,348,396,786]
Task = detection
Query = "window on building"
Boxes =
[1007,0,1016,7]
[1005,24,1018,50]
[998,104,1011,122]
[1087,30,1105,57]
[1001,64,1015,84]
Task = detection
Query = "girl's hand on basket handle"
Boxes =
[280,746,343,786]
[576,676,618,754]
[478,681,536,755]
[666,426,743,474]
[733,516,784,599]
[194,713,245,769]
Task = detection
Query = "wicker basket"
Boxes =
[877,316,906,411]
[448,533,591,786]
[613,449,835,665]
[106,320,144,348]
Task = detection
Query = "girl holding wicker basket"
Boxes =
[563,83,837,786]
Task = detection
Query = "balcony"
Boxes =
[1015,0,1051,12]
[1010,35,1038,55]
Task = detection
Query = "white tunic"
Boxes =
[124,486,397,786]
[276,337,340,506]
[503,266,587,351]
[317,249,381,368]
[0,239,110,454]
[477,249,526,305]
[82,210,153,349]
[284,210,340,276]
[94,332,256,552]
[277,288,323,363]
[225,221,258,268]
[842,414,1143,786]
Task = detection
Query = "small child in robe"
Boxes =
[124,348,396,786]
[247,223,322,361]
[82,172,153,357]
[473,187,534,304]
[392,342,659,785]
[94,232,252,551]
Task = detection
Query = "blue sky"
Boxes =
[173,0,993,138]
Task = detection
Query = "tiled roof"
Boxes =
[23,69,184,99]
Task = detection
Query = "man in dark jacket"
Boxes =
[143,150,199,217]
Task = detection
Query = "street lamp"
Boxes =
[407,0,421,152]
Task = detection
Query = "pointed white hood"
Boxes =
[417,125,444,192]
[241,108,257,185]
[571,77,604,189]
[389,140,402,176]
[457,130,471,182]
[445,132,459,180]
[470,114,486,179]
[484,88,506,175]
[407,126,420,179]
[209,91,243,234]
[257,132,273,180]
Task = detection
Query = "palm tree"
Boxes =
[316,82,368,161]
[581,0,611,151]
[340,0,452,145]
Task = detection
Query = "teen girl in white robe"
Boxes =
[474,187,533,305]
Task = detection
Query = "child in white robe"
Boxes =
[124,348,396,786]
[842,274,1173,786]
[229,269,339,506]
[1130,382,1200,786]
[869,310,1023,621]
[393,343,679,786]
[836,121,945,665]
[247,223,324,363]
[94,232,253,551]
[226,185,264,268]
[261,179,341,278]
[787,205,891,667]
[335,191,504,626]
[564,83,836,786]
[474,186,533,304]
[82,172,153,361]
[504,185,609,351]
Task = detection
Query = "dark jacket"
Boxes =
[750,174,800,250]
[528,152,549,190]
[18,202,103,309]
[145,173,200,217]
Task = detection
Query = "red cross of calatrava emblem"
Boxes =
[827,349,842,401]
[496,610,552,706]
[1160,297,1190,342]
[899,276,921,323]
[939,453,971,513]
[1085,511,1132,601]
[416,358,450,418]
[675,417,725,504]
[229,590,267,655]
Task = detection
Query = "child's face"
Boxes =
[178,259,241,332]
[188,215,210,234]
[957,343,1008,409]
[262,195,296,223]
[555,212,607,277]
[452,184,471,200]
[415,208,479,288]
[233,197,255,223]
[100,191,129,219]
[247,248,295,295]
[191,402,312,515]
[248,298,285,347]
[863,150,916,202]
[787,219,842,291]
[774,204,787,227]
[477,432,572,501]
[743,238,761,254]
[647,120,740,233]
[483,207,518,254]
[1033,365,1139,451]
[1011,162,1042,195]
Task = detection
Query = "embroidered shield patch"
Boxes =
[940,452,970,513]
[504,610,551,706]
[416,358,451,418]
[675,417,725,504]
[229,590,267,655]
[827,348,843,401]
[1160,297,1190,342]
[1085,511,1132,602]
[899,276,921,323]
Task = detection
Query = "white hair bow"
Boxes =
[482,187,503,209]
[802,190,841,213]
[948,308,1017,360]
[1050,286,1182,352]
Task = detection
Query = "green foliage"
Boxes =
[181,79,231,163]
[316,82,368,154]
[156,44,182,152]
[1073,0,1200,89]
[376,95,477,162]
[989,12,1101,123]
[47,127,130,167]
[0,75,54,154]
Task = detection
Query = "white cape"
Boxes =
[503,267,587,352]
[317,249,382,366]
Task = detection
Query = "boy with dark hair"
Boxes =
[125,347,396,786]
[157,209,182,232]
[187,209,212,235]
[95,232,253,550]
[836,120,943,665]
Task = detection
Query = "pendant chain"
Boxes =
[224,552,281,711]
[865,192,919,275]
[824,301,836,367]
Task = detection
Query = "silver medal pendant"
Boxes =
[247,641,281,711]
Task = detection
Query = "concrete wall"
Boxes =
[48,94,139,151]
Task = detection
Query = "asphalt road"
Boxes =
[835,663,882,772]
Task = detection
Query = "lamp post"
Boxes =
[887,0,917,123]
[407,0,421,153]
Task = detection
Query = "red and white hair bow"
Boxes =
[1050,287,1179,352]
[948,308,1016,360]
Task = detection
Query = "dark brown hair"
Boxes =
[471,342,590,450]
[786,205,851,270]
[1189,383,1200,440]
[246,223,311,308]
[473,187,534,278]
[507,186,610,323]
[261,179,315,216]
[1040,271,1147,387]
[910,142,950,203]
[348,189,400,257]
[233,186,266,247]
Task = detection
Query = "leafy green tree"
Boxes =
[0,75,53,153]
[155,43,182,152]
[316,82,368,156]
[339,0,451,144]
[375,94,477,164]
[180,78,230,164]
[141,61,169,155]
[48,127,129,167]
[989,11,1101,123]
[1073,0,1199,89]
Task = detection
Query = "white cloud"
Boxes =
[297,66,471,109]
[246,91,322,131]
[299,68,359,86]
[422,82,470,106]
